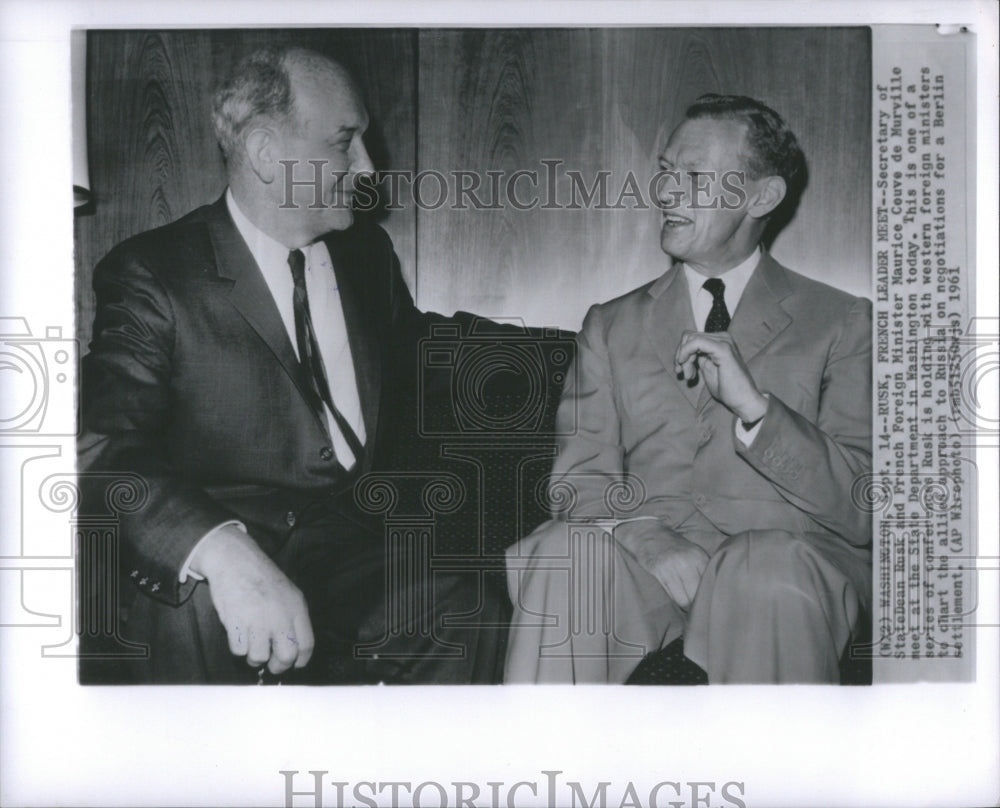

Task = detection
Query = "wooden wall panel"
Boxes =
[74,31,221,348]
[416,28,871,330]
[74,29,417,348]
[416,28,662,329]
[75,28,870,342]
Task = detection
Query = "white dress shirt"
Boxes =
[179,190,366,582]
[682,247,760,332]
[225,189,365,467]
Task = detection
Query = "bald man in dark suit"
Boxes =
[79,46,505,684]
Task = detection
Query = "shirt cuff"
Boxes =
[568,515,661,533]
[612,515,663,527]
[734,395,769,447]
[178,520,246,583]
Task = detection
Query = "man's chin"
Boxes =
[659,231,688,263]
[319,207,356,233]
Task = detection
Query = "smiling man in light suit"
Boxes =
[79,46,506,684]
[505,94,872,684]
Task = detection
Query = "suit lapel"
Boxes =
[323,230,382,462]
[203,196,322,424]
[644,265,702,410]
[695,251,793,409]
[728,251,793,363]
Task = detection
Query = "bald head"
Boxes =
[211,46,356,170]
[212,45,374,247]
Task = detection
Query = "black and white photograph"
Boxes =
[73,25,874,687]
[0,2,997,806]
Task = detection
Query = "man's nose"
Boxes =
[655,172,686,209]
[351,141,375,180]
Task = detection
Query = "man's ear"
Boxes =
[243,127,278,184]
[747,175,786,220]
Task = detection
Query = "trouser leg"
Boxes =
[285,510,507,684]
[96,579,258,684]
[684,529,871,684]
[97,506,507,684]
[505,519,684,683]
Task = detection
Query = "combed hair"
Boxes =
[685,93,805,199]
[212,47,295,161]
[211,46,329,163]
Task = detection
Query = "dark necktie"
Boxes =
[288,249,365,465]
[702,277,731,333]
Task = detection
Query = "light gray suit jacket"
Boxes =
[549,251,872,557]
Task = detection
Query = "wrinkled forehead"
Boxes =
[286,58,369,132]
[663,116,750,169]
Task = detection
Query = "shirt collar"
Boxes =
[226,188,299,277]
[683,246,761,307]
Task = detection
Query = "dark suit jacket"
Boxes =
[548,251,873,558]
[78,195,423,610]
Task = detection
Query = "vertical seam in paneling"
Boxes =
[412,28,420,306]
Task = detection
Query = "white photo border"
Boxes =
[0,2,997,807]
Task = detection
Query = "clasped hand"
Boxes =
[617,520,710,610]
[188,526,315,675]
[673,330,767,423]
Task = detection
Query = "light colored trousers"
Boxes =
[504,520,871,684]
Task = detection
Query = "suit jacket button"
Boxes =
[285,511,297,527]
[693,493,706,506]
[320,446,334,461]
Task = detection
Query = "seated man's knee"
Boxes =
[507,518,580,560]
[506,518,619,609]
[705,530,864,638]
[709,529,827,595]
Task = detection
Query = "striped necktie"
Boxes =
[288,248,365,466]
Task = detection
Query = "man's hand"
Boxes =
[615,520,710,610]
[188,525,314,674]
[673,330,768,423]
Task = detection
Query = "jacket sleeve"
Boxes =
[547,303,632,521]
[78,246,235,606]
[736,296,873,547]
